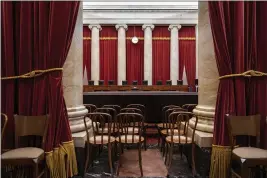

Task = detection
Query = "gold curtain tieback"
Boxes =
[219,70,267,80]
[1,68,63,80]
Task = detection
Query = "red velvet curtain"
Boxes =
[100,26,118,84]
[178,26,196,87]
[126,26,144,84]
[152,26,170,85]
[83,26,91,81]
[1,1,79,177]
[246,2,267,148]
[208,1,246,146]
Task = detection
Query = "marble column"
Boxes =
[116,24,128,85]
[142,24,154,85]
[168,24,181,85]
[89,24,101,85]
[189,1,219,135]
[63,4,91,147]
[195,24,198,79]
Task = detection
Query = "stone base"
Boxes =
[72,129,93,148]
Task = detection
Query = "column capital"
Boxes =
[115,24,128,31]
[88,24,102,31]
[168,24,182,31]
[142,24,155,31]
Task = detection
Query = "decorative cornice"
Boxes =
[168,24,182,31]
[115,24,128,31]
[142,24,155,31]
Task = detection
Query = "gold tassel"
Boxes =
[62,140,78,177]
[209,144,232,178]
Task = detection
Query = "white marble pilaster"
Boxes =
[63,4,92,147]
[195,24,198,79]
[115,24,128,85]
[89,24,101,85]
[168,24,181,85]
[142,24,154,85]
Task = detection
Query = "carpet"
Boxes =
[118,149,168,177]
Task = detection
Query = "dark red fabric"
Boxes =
[246,2,267,148]
[126,26,144,84]
[152,26,170,85]
[209,2,246,145]
[178,27,196,87]
[83,26,91,80]
[1,1,79,157]
[99,26,118,85]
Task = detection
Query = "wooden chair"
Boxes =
[1,115,49,178]
[126,104,148,150]
[226,114,267,178]
[84,104,97,113]
[116,113,145,176]
[182,104,197,112]
[83,112,116,175]
[165,112,197,176]
[103,105,121,113]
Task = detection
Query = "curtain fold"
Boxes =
[99,26,118,84]
[126,26,144,84]
[208,2,245,178]
[83,26,91,81]
[1,2,79,177]
[152,26,170,85]
[178,26,196,87]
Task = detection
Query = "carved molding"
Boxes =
[142,24,155,31]
[115,24,128,31]
[168,24,182,31]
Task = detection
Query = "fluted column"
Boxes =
[189,2,219,134]
[116,24,128,85]
[89,24,101,85]
[142,24,154,85]
[169,24,181,85]
[63,4,91,147]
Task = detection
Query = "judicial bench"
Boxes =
[83,85,198,123]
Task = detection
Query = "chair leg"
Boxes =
[108,143,113,175]
[138,143,143,176]
[33,163,38,178]
[162,137,166,157]
[144,126,147,151]
[164,142,169,165]
[191,143,196,177]
[116,143,122,176]
[180,145,183,159]
[157,127,161,148]
[84,143,92,174]
[167,142,174,170]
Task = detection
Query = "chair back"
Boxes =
[1,113,8,142]
[116,113,144,143]
[163,108,187,128]
[85,112,113,144]
[102,105,121,113]
[121,108,143,115]
[126,104,145,115]
[84,104,97,113]
[14,115,49,148]
[182,104,197,112]
[226,114,261,147]
[168,112,196,144]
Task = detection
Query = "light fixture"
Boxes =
[132,36,139,44]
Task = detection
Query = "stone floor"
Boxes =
[81,143,201,178]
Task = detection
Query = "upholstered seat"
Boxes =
[1,147,44,161]
[89,135,116,144]
[232,147,267,159]
[130,122,148,127]
[116,135,144,143]
[161,129,185,136]
[122,127,140,134]
[166,135,192,144]
[100,127,118,133]
[157,122,184,128]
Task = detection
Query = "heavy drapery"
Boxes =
[178,26,196,87]
[83,26,91,81]
[1,1,79,177]
[126,26,144,84]
[152,26,170,85]
[99,26,118,84]
[209,2,267,178]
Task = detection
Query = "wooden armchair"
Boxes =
[227,114,267,178]
[1,113,8,142]
[1,115,49,178]
[103,105,121,113]
[84,104,97,113]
